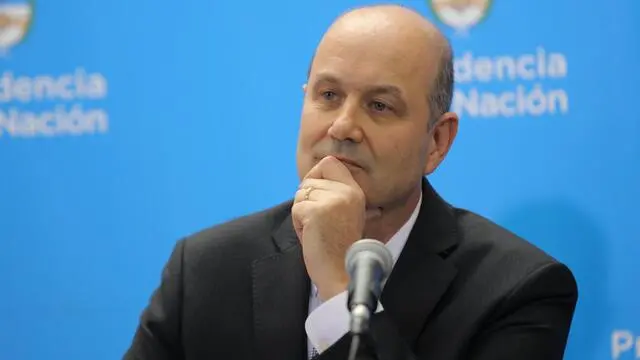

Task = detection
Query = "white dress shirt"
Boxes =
[305,193,423,356]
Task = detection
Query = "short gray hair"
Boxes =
[427,41,454,128]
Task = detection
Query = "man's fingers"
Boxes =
[291,200,323,241]
[304,156,358,186]
[294,186,320,203]
[303,156,330,180]
[294,178,352,203]
[298,178,338,192]
[294,184,380,219]
[291,201,309,241]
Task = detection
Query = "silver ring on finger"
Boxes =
[303,186,314,201]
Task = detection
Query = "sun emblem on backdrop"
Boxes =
[428,0,492,34]
[0,0,34,55]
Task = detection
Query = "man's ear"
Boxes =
[302,83,307,93]
[423,112,459,176]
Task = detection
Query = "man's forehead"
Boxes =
[311,31,442,80]
[308,46,438,90]
[309,56,404,84]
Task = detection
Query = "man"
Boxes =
[124,4,578,360]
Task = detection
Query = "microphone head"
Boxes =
[345,239,394,278]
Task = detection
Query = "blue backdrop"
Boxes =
[1,0,638,359]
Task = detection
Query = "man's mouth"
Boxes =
[334,156,363,169]
[317,154,365,170]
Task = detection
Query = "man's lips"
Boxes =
[317,155,365,170]
[336,157,363,169]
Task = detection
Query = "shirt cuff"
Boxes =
[305,291,384,354]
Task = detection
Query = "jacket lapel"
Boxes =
[252,211,310,360]
[379,178,459,346]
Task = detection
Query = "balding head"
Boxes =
[308,4,454,125]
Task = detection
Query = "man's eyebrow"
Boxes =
[312,74,403,95]
[312,73,342,85]
[365,85,404,98]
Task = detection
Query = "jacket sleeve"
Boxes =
[123,240,186,360]
[465,262,578,360]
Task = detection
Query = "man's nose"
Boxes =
[327,101,364,143]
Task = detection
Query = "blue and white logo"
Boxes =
[429,0,492,33]
[0,0,33,55]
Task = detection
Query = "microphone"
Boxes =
[345,239,394,336]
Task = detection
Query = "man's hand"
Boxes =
[292,156,380,301]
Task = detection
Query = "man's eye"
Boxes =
[371,101,390,112]
[321,91,337,100]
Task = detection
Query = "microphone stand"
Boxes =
[348,332,377,360]
[347,305,377,360]
[348,333,362,360]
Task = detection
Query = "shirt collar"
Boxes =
[385,191,422,265]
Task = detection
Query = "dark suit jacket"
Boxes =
[124,179,578,360]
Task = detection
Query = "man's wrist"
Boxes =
[317,277,349,302]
